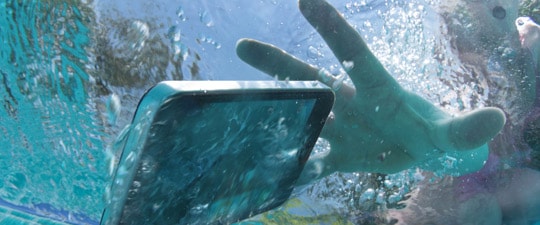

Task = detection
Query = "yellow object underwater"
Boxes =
[237,196,354,225]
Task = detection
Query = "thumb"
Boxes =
[434,107,506,151]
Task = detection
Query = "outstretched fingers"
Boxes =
[298,0,397,90]
[236,38,355,98]
[236,39,319,81]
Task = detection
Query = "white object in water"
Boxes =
[516,17,540,66]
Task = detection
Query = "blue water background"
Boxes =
[0,0,534,223]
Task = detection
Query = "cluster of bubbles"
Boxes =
[297,137,423,223]
[0,1,110,220]
[165,4,225,81]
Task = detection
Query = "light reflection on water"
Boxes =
[0,0,538,224]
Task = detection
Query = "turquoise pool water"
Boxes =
[1,0,539,224]
[0,1,106,224]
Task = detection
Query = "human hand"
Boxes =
[236,0,505,181]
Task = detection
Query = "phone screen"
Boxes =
[102,82,334,225]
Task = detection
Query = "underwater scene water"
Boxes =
[1,0,540,224]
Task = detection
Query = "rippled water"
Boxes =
[0,1,106,222]
[0,0,537,224]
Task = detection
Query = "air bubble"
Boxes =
[307,45,323,59]
[342,60,355,71]
[360,188,375,202]
[198,34,222,49]
[199,11,214,27]
[176,6,187,21]
[167,26,181,43]
[152,202,163,211]
[189,203,209,215]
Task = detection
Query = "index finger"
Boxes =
[299,0,398,90]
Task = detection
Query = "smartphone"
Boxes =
[100,81,334,225]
